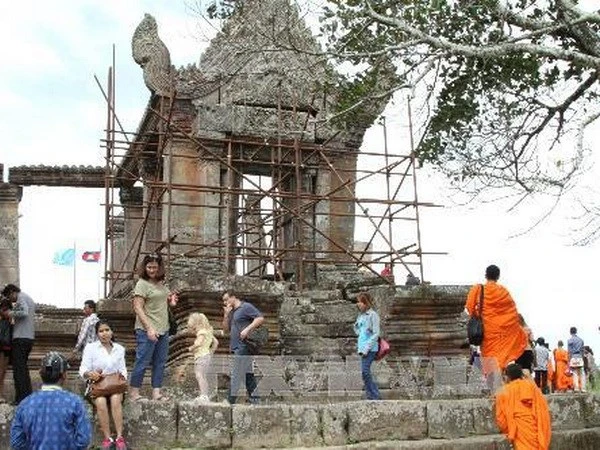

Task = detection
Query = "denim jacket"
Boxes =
[354,309,380,354]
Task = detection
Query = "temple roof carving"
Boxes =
[197,0,329,109]
[130,1,389,149]
[132,14,175,96]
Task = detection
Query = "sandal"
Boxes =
[152,395,170,402]
[128,395,148,402]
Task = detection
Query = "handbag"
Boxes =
[467,284,484,346]
[376,337,390,361]
[570,357,584,368]
[88,373,128,399]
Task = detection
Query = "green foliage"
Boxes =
[320,0,600,191]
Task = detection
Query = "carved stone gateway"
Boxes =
[124,0,390,287]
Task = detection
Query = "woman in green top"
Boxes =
[129,254,178,401]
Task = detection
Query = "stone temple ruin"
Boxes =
[1,1,600,448]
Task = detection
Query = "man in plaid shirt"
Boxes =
[71,300,99,356]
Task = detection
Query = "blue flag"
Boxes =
[53,248,75,266]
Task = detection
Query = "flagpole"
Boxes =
[73,241,77,308]
[97,240,102,300]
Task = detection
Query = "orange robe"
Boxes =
[465,282,527,370]
[496,378,552,450]
[553,348,573,391]
[547,357,554,391]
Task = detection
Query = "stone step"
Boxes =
[273,427,600,449]
[168,427,600,449]
[3,394,598,448]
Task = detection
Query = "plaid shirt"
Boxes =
[74,313,99,352]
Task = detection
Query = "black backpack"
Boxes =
[245,326,269,355]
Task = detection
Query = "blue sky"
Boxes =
[1,1,599,353]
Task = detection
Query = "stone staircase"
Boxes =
[1,393,597,449]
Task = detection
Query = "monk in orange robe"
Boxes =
[553,340,573,392]
[496,364,552,450]
[465,265,527,372]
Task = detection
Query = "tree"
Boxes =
[319,0,600,200]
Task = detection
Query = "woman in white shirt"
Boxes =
[79,319,128,450]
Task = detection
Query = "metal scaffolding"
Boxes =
[98,62,443,298]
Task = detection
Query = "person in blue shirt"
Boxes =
[10,351,92,450]
[568,326,586,392]
[222,290,264,404]
[353,292,381,400]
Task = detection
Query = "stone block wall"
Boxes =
[279,284,469,358]
[1,394,598,449]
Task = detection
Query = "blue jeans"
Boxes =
[361,351,381,400]
[228,344,258,404]
[130,329,169,388]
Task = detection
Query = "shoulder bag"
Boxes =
[245,325,269,355]
[467,284,484,346]
[87,373,128,399]
[375,337,391,361]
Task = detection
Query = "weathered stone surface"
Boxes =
[583,393,600,427]
[177,402,231,448]
[550,427,600,450]
[299,435,510,449]
[432,358,467,386]
[232,404,292,448]
[347,400,427,443]
[472,398,498,435]
[428,399,474,439]
[548,394,585,430]
[122,399,177,449]
[0,404,14,449]
[321,403,348,446]
[4,395,600,448]
[289,404,324,447]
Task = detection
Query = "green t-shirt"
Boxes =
[133,278,169,334]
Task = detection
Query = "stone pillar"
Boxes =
[109,214,125,294]
[0,183,23,286]
[314,168,331,259]
[162,137,204,254]
[143,187,162,253]
[199,156,221,257]
[242,193,267,277]
[328,153,357,262]
[162,138,223,276]
[219,169,240,274]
